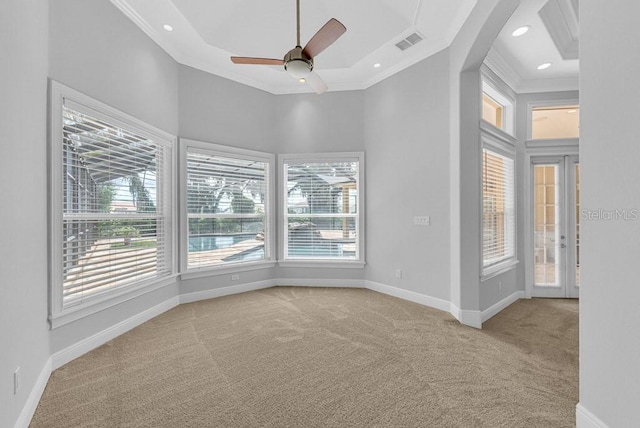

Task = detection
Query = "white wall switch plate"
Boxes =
[414,216,430,225]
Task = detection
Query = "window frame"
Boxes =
[527,99,580,142]
[179,139,276,278]
[480,128,518,280]
[49,81,177,329]
[278,152,365,268]
[481,67,516,137]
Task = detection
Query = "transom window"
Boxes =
[482,93,504,129]
[482,78,515,135]
[531,105,580,139]
[280,153,364,264]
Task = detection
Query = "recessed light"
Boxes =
[512,26,530,37]
[373,63,381,68]
[299,78,306,83]
[537,62,552,70]
[163,24,174,32]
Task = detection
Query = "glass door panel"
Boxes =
[531,156,579,298]
[534,164,561,287]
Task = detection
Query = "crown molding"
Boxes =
[484,47,522,92]
[484,46,578,94]
[516,76,579,93]
[539,0,579,61]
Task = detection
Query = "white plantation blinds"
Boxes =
[59,103,172,307]
[482,147,515,269]
[186,150,269,269]
[283,158,360,260]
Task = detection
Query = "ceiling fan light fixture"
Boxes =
[285,58,312,78]
[229,0,345,94]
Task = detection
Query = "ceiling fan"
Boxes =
[230,0,346,94]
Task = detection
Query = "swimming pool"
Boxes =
[189,234,257,252]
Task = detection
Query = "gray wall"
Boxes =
[49,0,179,135]
[48,0,181,355]
[449,0,521,315]
[275,91,365,154]
[0,0,50,425]
[579,1,640,425]
[363,50,452,300]
[178,66,277,152]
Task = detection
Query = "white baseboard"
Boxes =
[51,296,180,370]
[365,280,451,313]
[180,279,275,304]
[448,303,482,329]
[481,291,525,323]
[276,278,365,288]
[459,309,483,329]
[576,403,610,428]
[449,303,462,323]
[14,358,52,428]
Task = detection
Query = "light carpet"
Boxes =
[31,287,578,427]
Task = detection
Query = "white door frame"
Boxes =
[524,139,579,298]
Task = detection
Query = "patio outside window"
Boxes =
[49,82,175,326]
[182,141,274,271]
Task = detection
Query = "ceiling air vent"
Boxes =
[395,32,424,51]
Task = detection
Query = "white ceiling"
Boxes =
[111,0,477,94]
[111,0,579,95]
[486,0,579,93]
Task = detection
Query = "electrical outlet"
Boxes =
[14,367,20,394]
[414,216,430,226]
[231,274,240,281]
[395,269,402,279]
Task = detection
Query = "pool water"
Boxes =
[189,234,256,252]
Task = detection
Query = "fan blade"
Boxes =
[231,56,285,66]
[302,18,346,58]
[305,72,328,95]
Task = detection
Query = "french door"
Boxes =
[531,155,580,298]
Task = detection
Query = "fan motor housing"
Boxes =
[284,46,313,77]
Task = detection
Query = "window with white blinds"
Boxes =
[281,154,363,263]
[183,143,273,270]
[482,146,516,271]
[50,82,175,325]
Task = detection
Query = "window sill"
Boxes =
[278,260,366,269]
[49,275,179,329]
[180,261,277,280]
[525,138,579,149]
[481,259,519,282]
[480,120,516,144]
